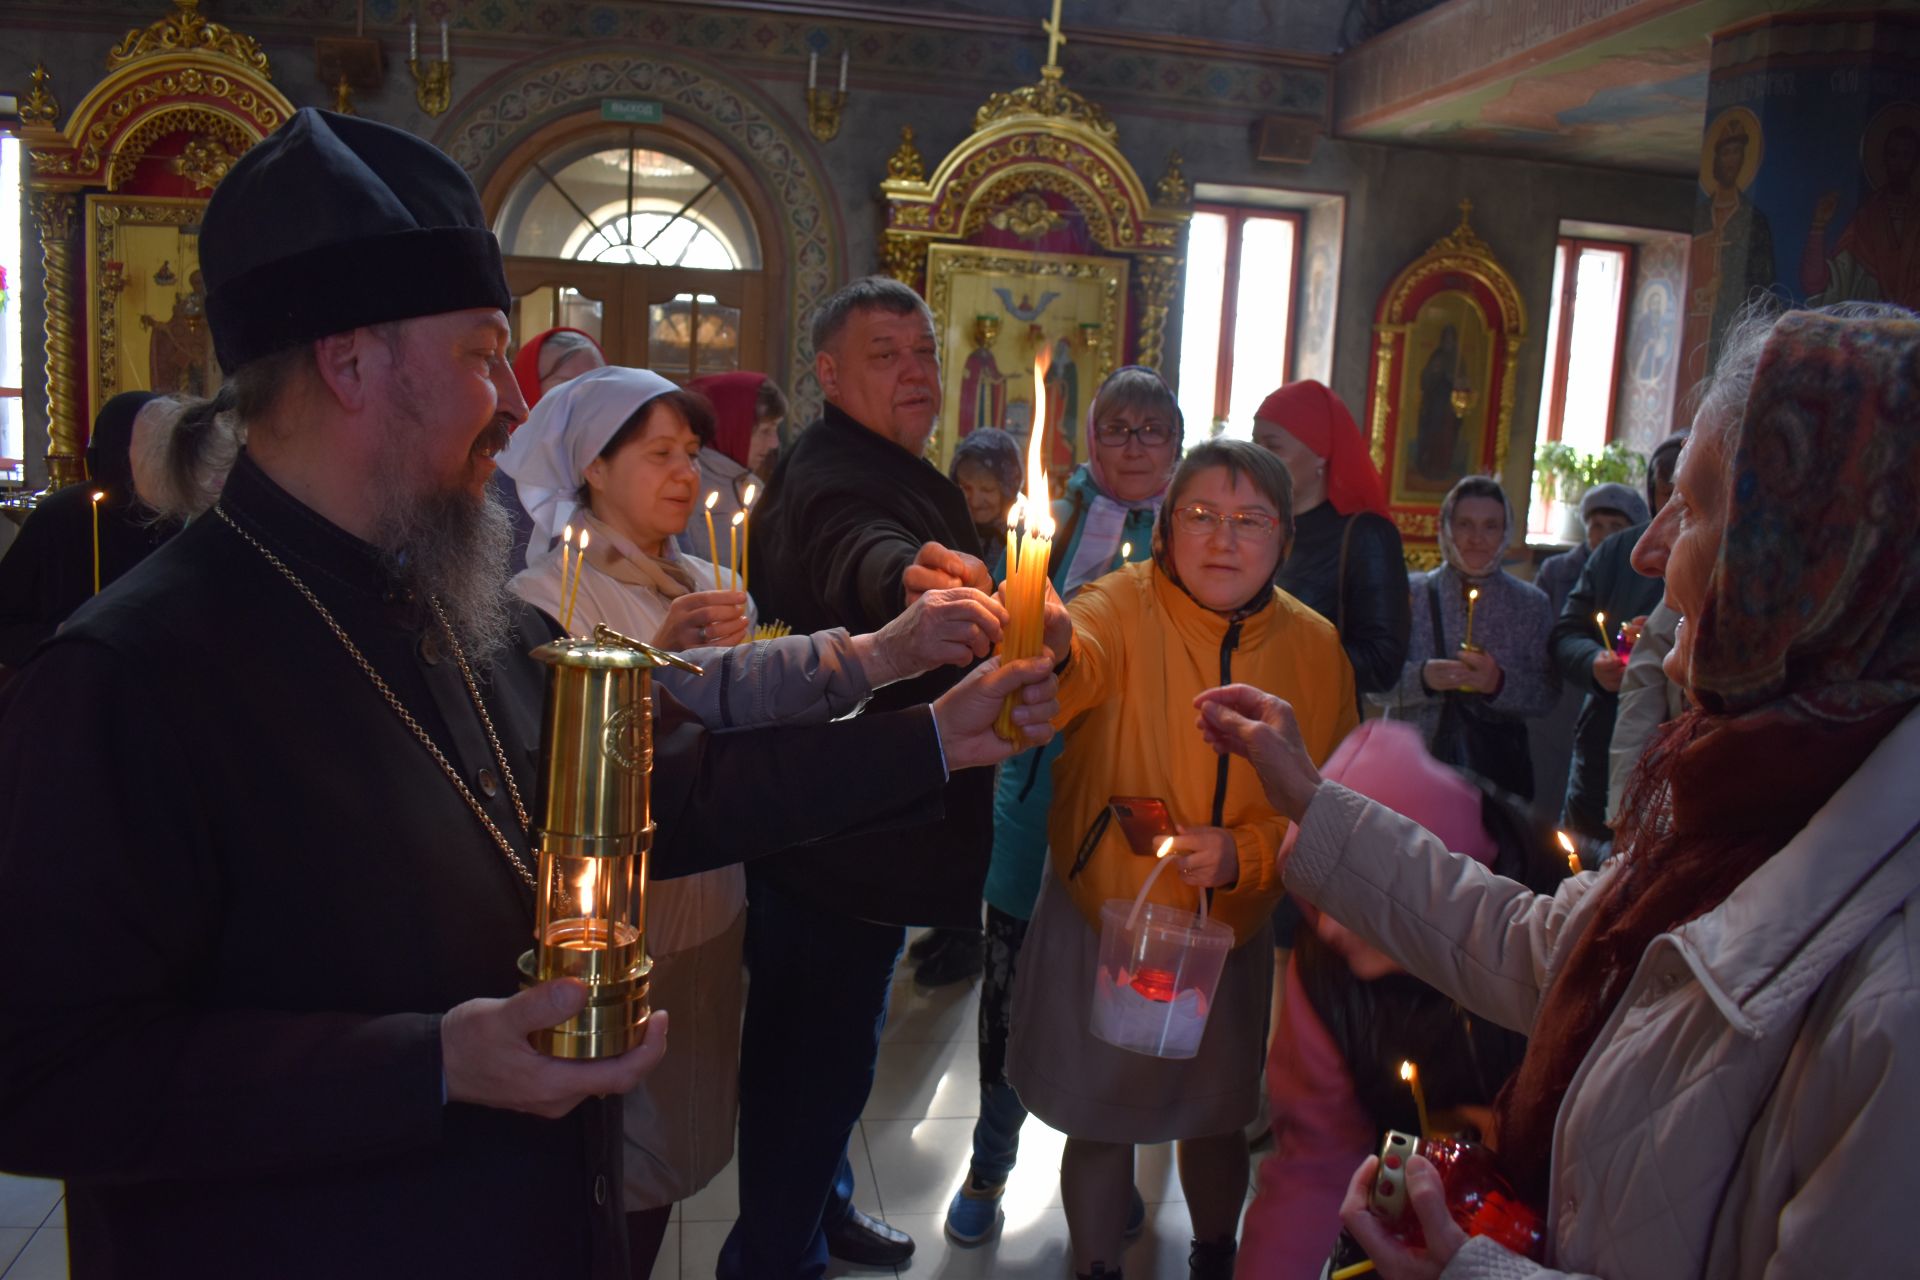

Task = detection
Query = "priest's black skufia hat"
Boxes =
[202,108,510,373]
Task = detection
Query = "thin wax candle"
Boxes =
[704,491,721,583]
[90,491,105,594]
[1400,1060,1431,1137]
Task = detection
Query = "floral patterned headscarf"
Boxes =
[1497,307,1920,1202]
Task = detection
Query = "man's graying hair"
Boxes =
[810,276,934,355]
[156,324,409,521]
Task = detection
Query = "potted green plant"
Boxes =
[1533,440,1580,507]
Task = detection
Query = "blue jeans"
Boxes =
[968,905,1030,1186]
[718,872,904,1280]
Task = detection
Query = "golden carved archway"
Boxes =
[879,67,1189,474]
[23,0,294,486]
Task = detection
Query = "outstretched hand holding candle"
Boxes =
[933,655,1061,769]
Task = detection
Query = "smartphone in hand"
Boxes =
[1110,796,1177,857]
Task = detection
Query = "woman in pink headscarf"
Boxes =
[1255,381,1409,698]
[1236,719,1536,1279]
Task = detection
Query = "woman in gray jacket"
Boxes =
[1197,303,1919,1280]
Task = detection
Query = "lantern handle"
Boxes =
[592,623,709,675]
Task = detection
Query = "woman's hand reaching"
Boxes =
[1192,684,1323,823]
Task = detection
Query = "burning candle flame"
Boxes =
[1469,587,1478,602]
[1155,836,1175,859]
[1023,348,1056,538]
[1121,541,1132,559]
[91,490,105,504]
[1399,1060,1415,1083]
[1557,829,1581,873]
[705,490,719,511]
[742,482,758,507]
[730,511,744,528]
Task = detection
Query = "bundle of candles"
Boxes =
[994,348,1059,742]
[557,524,592,633]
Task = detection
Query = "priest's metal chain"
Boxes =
[213,505,536,890]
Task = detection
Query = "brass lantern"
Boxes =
[517,624,701,1059]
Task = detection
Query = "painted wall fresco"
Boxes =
[1614,232,1687,452]
[1687,14,1920,387]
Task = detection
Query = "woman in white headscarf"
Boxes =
[1371,475,1557,799]
[495,365,1015,1276]
[503,365,753,649]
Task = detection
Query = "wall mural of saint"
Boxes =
[1684,108,1775,387]
[1802,101,1919,310]
[958,314,1008,437]
[1045,336,1079,472]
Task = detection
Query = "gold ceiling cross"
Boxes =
[1043,0,1067,70]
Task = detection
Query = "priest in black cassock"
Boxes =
[0,109,1057,1280]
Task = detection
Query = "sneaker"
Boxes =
[944,1176,1005,1245]
[1123,1185,1146,1241]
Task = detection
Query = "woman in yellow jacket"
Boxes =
[1008,440,1357,1280]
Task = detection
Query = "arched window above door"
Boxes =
[492,133,763,271]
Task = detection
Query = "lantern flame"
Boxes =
[576,860,598,916]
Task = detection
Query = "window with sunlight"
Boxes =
[1530,238,1631,536]
[1175,206,1299,449]
[1,132,23,486]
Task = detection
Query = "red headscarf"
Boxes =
[511,327,605,409]
[1254,380,1390,518]
[685,372,768,469]
[1495,309,1920,1201]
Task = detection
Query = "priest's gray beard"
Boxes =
[367,383,518,665]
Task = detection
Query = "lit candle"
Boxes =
[560,524,575,628]
[1399,1060,1431,1138]
[1557,829,1581,874]
[838,49,848,92]
[808,51,817,90]
[564,529,590,633]
[704,490,721,582]
[994,349,1057,741]
[739,482,758,597]
[1594,610,1612,650]
[1121,540,1132,560]
[90,491,105,594]
[1463,586,1479,650]
[729,511,744,594]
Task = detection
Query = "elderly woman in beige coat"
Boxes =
[1194,303,1920,1280]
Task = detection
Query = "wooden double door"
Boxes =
[504,257,767,383]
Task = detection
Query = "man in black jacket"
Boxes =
[0,114,1054,1280]
[1549,523,1664,844]
[724,277,1005,1276]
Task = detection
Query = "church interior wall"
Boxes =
[3,1,1694,503]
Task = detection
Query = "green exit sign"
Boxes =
[601,99,664,124]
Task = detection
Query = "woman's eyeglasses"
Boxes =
[1171,505,1281,540]
[1093,421,1177,447]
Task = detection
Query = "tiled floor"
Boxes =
[0,934,1238,1279]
